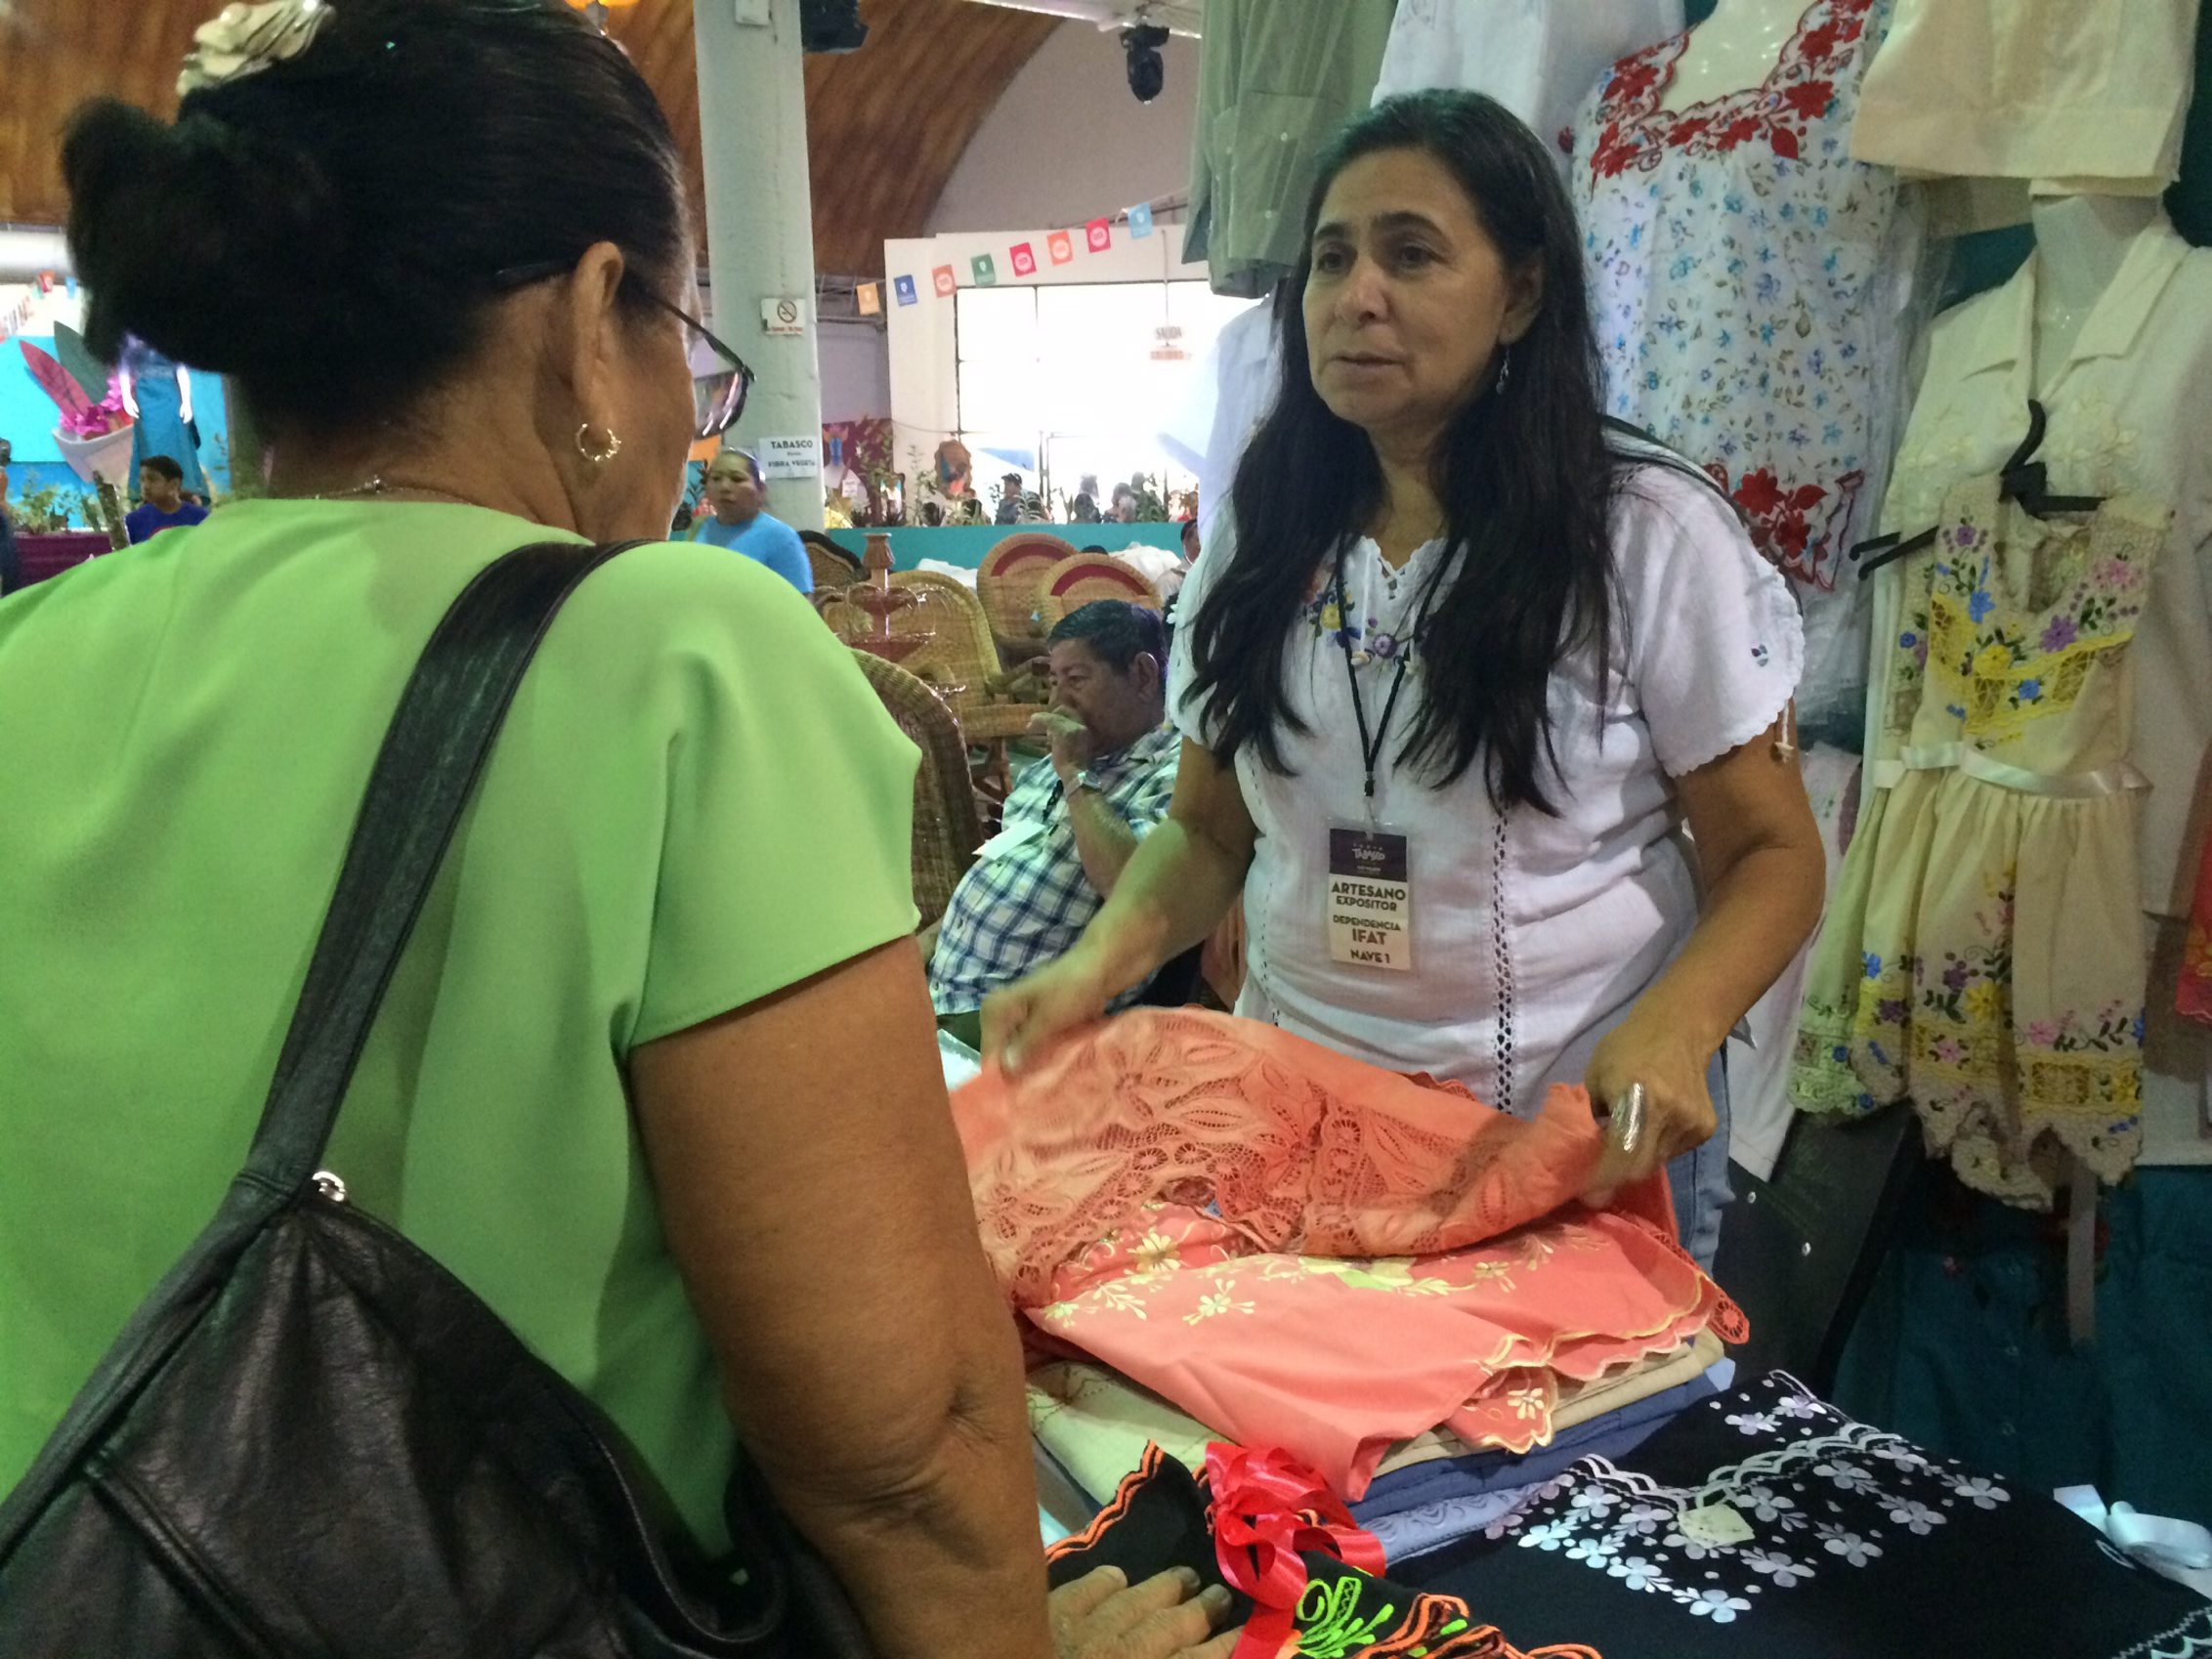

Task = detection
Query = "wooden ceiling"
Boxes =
[0,0,1058,276]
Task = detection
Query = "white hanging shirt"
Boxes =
[1158,299,1270,510]
[1196,303,1282,538]
[1166,463,1803,1114]
[1372,0,1686,165]
[1850,0,2200,196]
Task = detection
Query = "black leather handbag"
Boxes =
[0,541,873,1658]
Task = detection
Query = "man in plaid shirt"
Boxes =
[928,602,1180,1046]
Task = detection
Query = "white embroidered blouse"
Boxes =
[1167,463,1803,1115]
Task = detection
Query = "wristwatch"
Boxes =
[1069,768,1105,795]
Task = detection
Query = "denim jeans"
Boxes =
[1666,1051,1733,1273]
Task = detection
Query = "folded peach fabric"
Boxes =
[953,1009,1744,1499]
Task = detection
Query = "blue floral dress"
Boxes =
[1567,0,1918,730]
[1792,475,2168,1205]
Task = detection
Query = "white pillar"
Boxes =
[694,0,825,531]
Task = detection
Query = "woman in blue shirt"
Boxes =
[688,447,811,593]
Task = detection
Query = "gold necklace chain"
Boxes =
[288,475,480,507]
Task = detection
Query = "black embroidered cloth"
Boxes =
[1402,1371,2212,1657]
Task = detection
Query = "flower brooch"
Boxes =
[178,0,334,98]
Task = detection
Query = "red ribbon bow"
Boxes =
[1205,1443,1386,1658]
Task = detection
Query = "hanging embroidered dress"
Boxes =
[1792,475,2168,1205]
[1567,0,1918,727]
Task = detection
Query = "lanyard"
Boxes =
[1336,539,1454,802]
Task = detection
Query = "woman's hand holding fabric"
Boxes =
[1580,1005,1718,1207]
[984,943,1117,1072]
[988,742,1258,1073]
[1050,1565,1239,1659]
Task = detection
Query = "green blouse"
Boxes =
[0,499,919,1550]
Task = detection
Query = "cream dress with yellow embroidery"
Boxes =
[1794,475,2166,1203]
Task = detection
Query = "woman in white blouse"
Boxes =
[986,90,1825,1266]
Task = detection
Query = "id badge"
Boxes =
[974,818,1044,863]
[1327,826,1412,971]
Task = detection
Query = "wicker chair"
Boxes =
[977,532,1077,649]
[1036,554,1165,627]
[886,571,1049,795]
[800,530,864,594]
[848,649,985,927]
[880,572,994,690]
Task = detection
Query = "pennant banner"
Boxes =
[1009,241,1038,278]
[1047,230,1075,266]
[971,252,999,286]
[1127,202,1155,239]
[894,274,918,307]
[855,281,882,317]
[1085,217,1112,253]
[0,283,41,349]
[932,265,957,297]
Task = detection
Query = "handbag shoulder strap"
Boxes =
[245,536,643,1186]
[0,535,644,1552]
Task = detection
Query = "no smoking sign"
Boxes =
[759,296,808,337]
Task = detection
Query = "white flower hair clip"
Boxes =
[178,0,334,98]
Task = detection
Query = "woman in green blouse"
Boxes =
[0,5,1226,1658]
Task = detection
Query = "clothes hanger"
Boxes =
[1851,401,2106,580]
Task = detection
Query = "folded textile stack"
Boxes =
[1029,1337,1735,1564]
[954,1009,1747,1502]
[1027,1334,1724,1502]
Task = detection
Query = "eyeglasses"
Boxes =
[492,259,755,443]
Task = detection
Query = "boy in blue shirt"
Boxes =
[124,455,211,544]
[687,448,812,595]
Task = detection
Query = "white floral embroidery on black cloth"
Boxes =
[1491,1371,2010,1624]
[1405,1372,2212,1657]
[2109,1602,2212,1659]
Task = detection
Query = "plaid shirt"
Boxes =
[928,725,1182,1015]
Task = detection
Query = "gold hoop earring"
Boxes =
[575,422,622,464]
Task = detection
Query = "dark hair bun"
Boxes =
[57,0,685,436]
[63,98,340,378]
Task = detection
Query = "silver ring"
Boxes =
[1614,1083,1648,1157]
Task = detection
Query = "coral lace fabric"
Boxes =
[953,1010,1745,1498]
